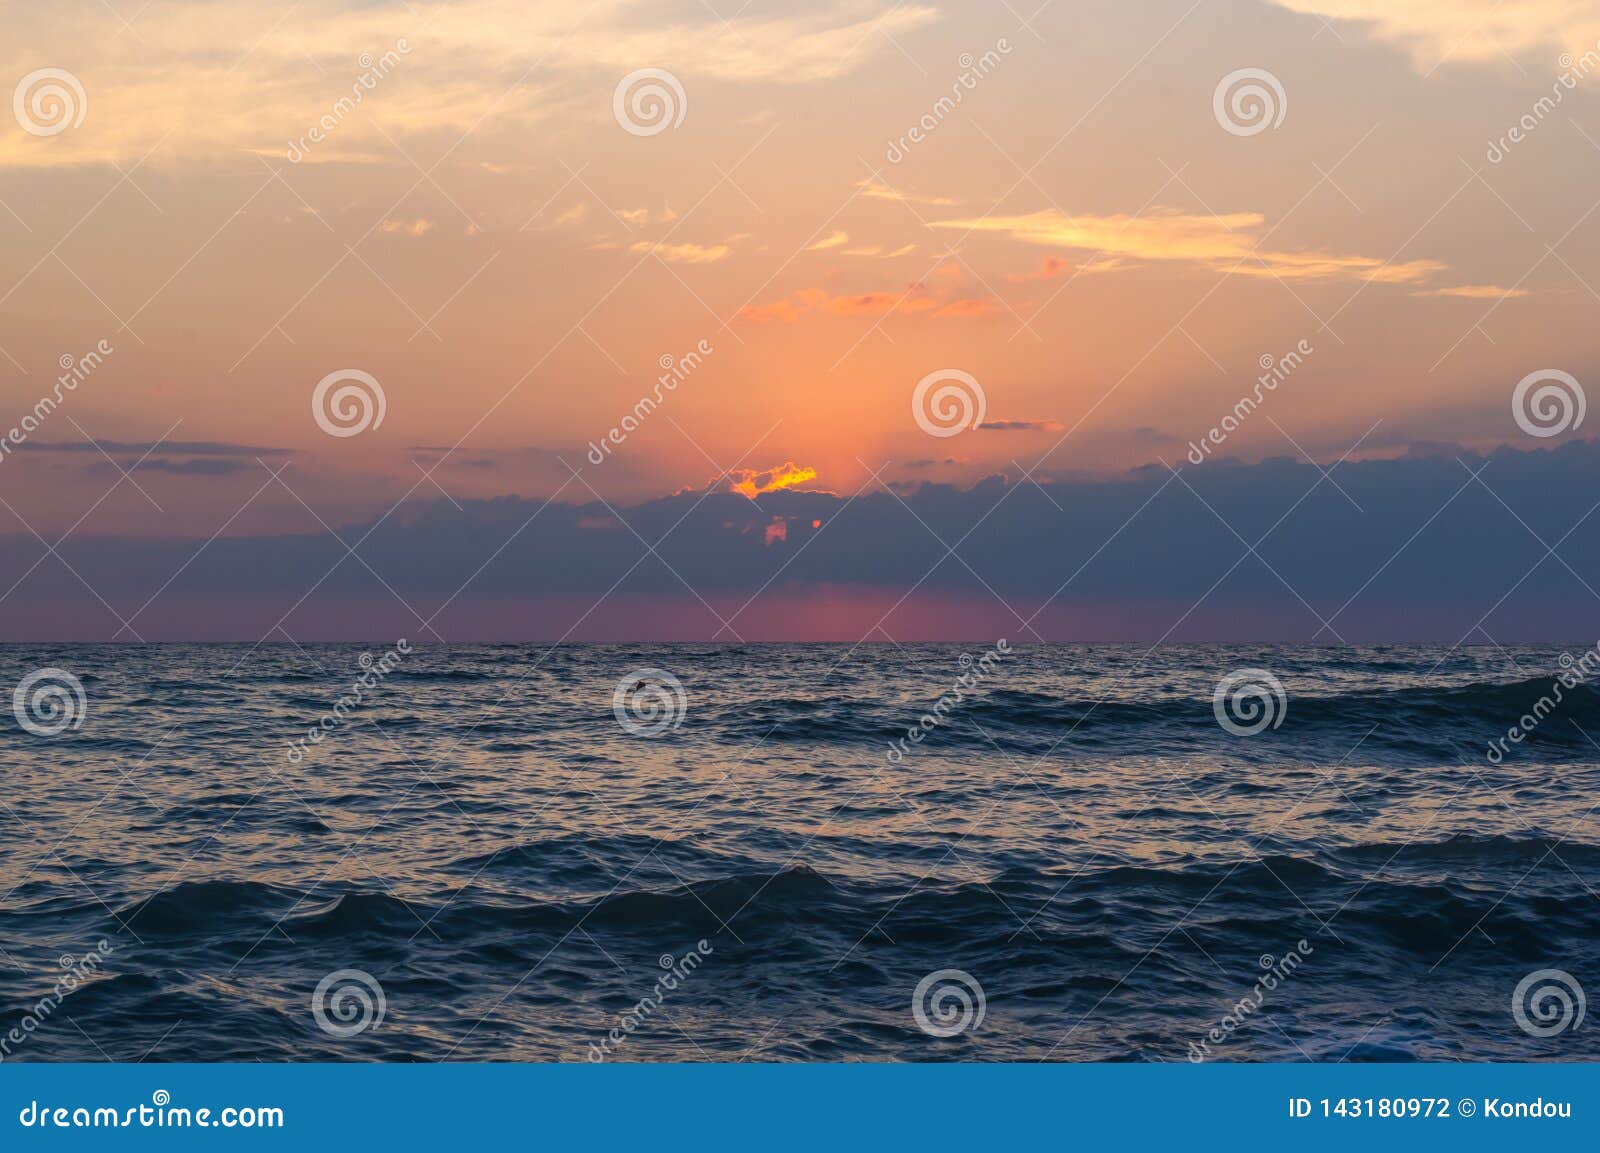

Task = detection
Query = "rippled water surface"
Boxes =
[1,642,1597,1061]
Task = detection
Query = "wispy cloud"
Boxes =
[1414,283,1531,300]
[808,230,850,251]
[933,207,1447,285]
[979,419,1064,432]
[17,439,292,456]
[740,286,998,321]
[628,240,732,264]
[0,0,942,168]
[740,264,997,321]
[856,179,957,206]
[840,243,917,257]
[1268,0,1600,66]
[84,458,254,477]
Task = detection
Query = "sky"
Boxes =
[2,0,1599,641]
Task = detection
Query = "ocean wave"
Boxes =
[723,675,1600,760]
[4,642,1598,1062]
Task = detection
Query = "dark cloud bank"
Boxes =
[4,442,1600,641]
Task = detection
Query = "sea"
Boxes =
[1,642,1597,1062]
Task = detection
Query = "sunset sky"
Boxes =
[3,0,1599,639]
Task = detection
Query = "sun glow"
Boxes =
[730,463,819,499]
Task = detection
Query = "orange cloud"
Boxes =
[380,217,434,237]
[727,462,818,498]
[856,179,957,206]
[1414,284,1531,300]
[934,208,1446,285]
[629,240,732,264]
[763,516,789,545]
[1008,255,1070,282]
[808,230,850,251]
